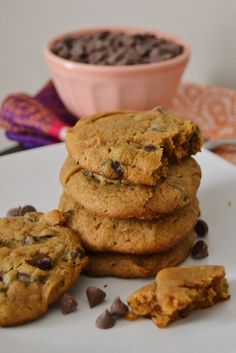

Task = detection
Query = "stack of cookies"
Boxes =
[59,108,202,278]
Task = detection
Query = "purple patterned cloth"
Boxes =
[0,81,77,148]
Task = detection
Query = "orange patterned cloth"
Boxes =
[169,82,236,165]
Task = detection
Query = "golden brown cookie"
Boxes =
[84,231,195,278]
[0,210,88,326]
[60,157,201,220]
[59,193,199,254]
[66,108,202,186]
[127,265,230,327]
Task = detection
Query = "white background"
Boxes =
[1,0,236,148]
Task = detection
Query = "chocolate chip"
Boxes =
[96,309,116,329]
[149,47,162,62]
[191,240,208,259]
[20,205,37,216]
[71,247,86,260]
[159,42,183,56]
[51,31,183,65]
[7,205,36,217]
[28,254,54,270]
[143,144,157,152]
[195,219,208,237]
[61,293,78,314]
[86,286,106,308]
[110,296,129,317]
[89,50,106,64]
[38,234,55,240]
[101,160,124,179]
[6,207,21,217]
[38,275,48,284]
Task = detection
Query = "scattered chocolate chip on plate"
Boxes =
[191,240,208,259]
[86,286,106,308]
[96,309,116,329]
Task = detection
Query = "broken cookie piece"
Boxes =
[127,265,230,328]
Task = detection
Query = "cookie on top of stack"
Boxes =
[59,108,202,278]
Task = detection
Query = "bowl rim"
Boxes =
[44,26,191,74]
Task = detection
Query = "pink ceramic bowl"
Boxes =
[44,27,190,118]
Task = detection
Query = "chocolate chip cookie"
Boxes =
[0,210,88,326]
[84,231,195,278]
[60,157,201,219]
[66,108,202,185]
[59,193,199,254]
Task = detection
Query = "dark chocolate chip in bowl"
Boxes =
[96,309,116,329]
[51,31,184,65]
[27,254,54,270]
[159,42,183,57]
[191,240,208,259]
[61,293,78,314]
[110,296,129,317]
[143,144,157,152]
[20,205,37,216]
[149,47,162,62]
[86,286,106,308]
[194,219,208,237]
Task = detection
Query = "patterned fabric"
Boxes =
[0,81,76,147]
[169,82,236,165]
[0,81,236,164]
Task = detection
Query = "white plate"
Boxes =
[0,144,236,353]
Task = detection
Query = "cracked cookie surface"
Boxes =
[59,193,199,254]
[66,109,202,186]
[60,157,201,219]
[0,210,88,326]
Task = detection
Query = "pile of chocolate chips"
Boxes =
[51,31,183,65]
